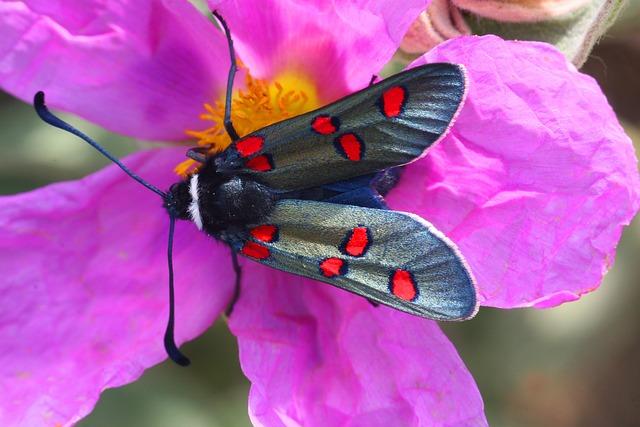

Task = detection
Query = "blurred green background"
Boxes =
[2,5,640,427]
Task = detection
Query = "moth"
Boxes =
[34,12,478,366]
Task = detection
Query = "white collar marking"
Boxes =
[188,174,203,230]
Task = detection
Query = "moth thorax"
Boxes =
[191,172,276,236]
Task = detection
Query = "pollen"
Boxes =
[176,68,321,176]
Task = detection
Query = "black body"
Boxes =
[170,163,276,235]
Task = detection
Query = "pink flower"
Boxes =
[1,1,638,426]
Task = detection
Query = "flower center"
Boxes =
[176,70,321,176]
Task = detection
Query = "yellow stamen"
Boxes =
[176,69,321,177]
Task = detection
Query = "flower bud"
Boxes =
[401,0,627,67]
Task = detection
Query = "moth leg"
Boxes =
[186,145,212,163]
[225,248,242,316]
[368,74,378,86]
[367,299,380,308]
[212,11,240,142]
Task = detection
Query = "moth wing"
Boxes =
[229,200,478,321]
[216,63,466,191]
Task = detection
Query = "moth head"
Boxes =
[165,180,193,221]
[165,174,208,232]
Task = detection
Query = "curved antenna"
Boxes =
[212,10,240,142]
[34,91,191,367]
[164,214,191,366]
[33,91,166,198]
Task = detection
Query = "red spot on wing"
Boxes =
[311,115,339,135]
[250,224,279,243]
[235,136,264,157]
[380,86,406,118]
[340,226,371,257]
[241,242,270,260]
[335,133,364,161]
[390,269,418,301]
[246,154,273,172]
[319,257,347,277]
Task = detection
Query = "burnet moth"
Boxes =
[33,12,478,366]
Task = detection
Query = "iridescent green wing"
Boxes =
[215,63,466,191]
[227,199,478,321]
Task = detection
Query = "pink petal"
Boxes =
[387,36,640,309]
[229,263,486,426]
[0,1,227,140]
[209,0,430,102]
[0,148,234,426]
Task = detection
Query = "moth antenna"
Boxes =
[33,91,165,198]
[34,91,191,367]
[164,214,191,366]
[211,10,240,142]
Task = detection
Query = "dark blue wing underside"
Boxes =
[322,187,387,209]
[279,170,400,209]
